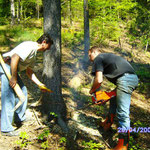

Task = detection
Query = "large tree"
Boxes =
[42,0,68,133]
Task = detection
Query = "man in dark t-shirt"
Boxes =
[88,46,138,150]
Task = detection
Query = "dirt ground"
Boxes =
[0,40,150,150]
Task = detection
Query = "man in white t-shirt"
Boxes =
[0,34,53,136]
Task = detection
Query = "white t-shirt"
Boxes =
[3,41,39,72]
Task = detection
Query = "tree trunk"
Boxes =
[69,0,72,25]
[37,3,40,19]
[20,4,23,19]
[17,0,21,23]
[83,0,90,69]
[10,0,15,25]
[42,0,68,133]
[145,41,149,52]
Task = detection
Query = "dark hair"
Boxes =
[37,34,53,45]
[89,46,101,53]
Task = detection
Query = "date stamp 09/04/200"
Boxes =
[118,127,150,133]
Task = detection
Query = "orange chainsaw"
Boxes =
[92,90,116,105]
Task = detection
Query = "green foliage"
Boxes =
[41,141,49,150]
[126,1,150,49]
[62,29,75,47]
[89,0,132,45]
[59,137,67,144]
[50,112,58,118]
[129,136,140,150]
[135,66,150,94]
[38,129,50,141]
[137,82,150,94]
[0,17,9,25]
[61,0,83,23]
[8,25,42,42]
[61,0,150,49]
[136,67,150,79]
[95,105,104,116]
[62,28,84,47]
[133,120,146,127]
[0,0,10,17]
[82,140,103,150]
[0,22,43,50]
[15,132,31,149]
[38,129,50,150]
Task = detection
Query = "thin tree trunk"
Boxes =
[37,3,40,19]
[69,0,72,25]
[10,0,15,25]
[83,0,90,69]
[145,41,149,52]
[17,0,21,23]
[20,4,23,19]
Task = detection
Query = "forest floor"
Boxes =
[0,38,150,150]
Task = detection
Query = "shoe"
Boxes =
[111,131,130,150]
[14,116,32,127]
[1,130,19,137]
[99,113,115,131]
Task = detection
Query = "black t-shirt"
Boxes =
[92,53,135,84]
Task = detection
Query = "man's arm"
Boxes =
[10,54,20,88]
[89,71,103,94]
[26,67,44,87]
[26,67,52,92]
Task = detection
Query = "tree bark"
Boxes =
[17,0,21,23]
[69,0,72,25]
[37,1,40,19]
[10,0,15,25]
[42,0,68,133]
[83,0,90,69]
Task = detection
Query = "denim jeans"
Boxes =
[0,64,28,132]
[109,73,139,130]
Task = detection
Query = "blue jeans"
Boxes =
[109,73,139,130]
[0,64,28,132]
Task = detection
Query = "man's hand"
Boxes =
[89,71,103,95]
[9,76,17,88]
[26,68,53,93]
[10,54,20,88]
[89,89,95,95]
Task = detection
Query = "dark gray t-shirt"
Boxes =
[92,53,135,83]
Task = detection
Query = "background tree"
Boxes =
[69,0,72,25]
[83,0,90,68]
[17,0,21,23]
[42,0,68,133]
[10,0,15,25]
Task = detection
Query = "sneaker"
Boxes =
[1,130,19,136]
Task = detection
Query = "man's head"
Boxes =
[88,46,101,61]
[37,34,53,51]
